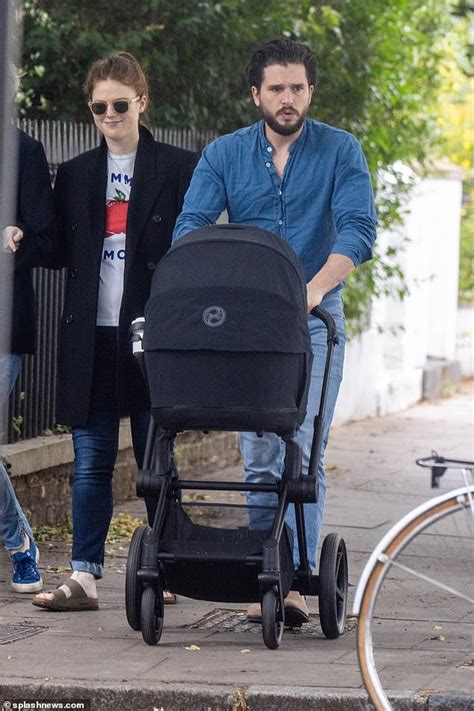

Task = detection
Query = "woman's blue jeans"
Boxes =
[71,328,150,578]
[240,290,346,571]
[0,353,35,551]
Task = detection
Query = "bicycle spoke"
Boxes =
[378,553,474,604]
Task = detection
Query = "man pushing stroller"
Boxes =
[173,38,376,624]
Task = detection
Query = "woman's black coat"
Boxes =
[52,126,197,426]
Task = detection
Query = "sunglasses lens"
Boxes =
[114,101,129,113]
[90,102,107,115]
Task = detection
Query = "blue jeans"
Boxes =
[240,290,345,570]
[0,354,35,551]
[71,328,150,578]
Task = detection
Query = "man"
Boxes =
[173,38,376,624]
[1,63,55,592]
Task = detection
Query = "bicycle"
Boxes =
[353,452,473,710]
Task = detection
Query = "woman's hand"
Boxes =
[3,225,24,252]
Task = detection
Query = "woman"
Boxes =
[33,52,197,611]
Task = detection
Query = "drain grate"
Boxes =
[0,624,46,644]
[188,608,326,636]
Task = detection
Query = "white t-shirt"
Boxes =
[96,151,136,326]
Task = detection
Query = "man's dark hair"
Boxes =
[246,38,317,90]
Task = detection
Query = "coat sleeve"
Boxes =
[14,138,58,271]
[177,151,199,213]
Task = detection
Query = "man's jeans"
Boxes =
[0,354,34,551]
[240,290,345,570]
[71,328,150,578]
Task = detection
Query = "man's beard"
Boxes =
[260,107,306,136]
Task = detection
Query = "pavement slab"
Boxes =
[0,383,473,710]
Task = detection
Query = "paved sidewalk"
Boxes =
[0,385,472,711]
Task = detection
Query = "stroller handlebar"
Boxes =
[310,306,339,345]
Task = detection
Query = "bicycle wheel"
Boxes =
[353,485,474,711]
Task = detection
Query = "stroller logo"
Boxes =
[202,306,226,328]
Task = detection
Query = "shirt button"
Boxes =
[267,146,272,152]
[279,190,282,195]
[65,314,74,324]
[266,162,271,168]
[70,268,78,278]
[152,214,162,223]
[147,262,156,270]
[278,220,283,225]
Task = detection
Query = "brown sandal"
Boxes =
[163,590,177,604]
[32,579,99,612]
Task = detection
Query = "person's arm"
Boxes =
[307,254,355,311]
[13,139,58,270]
[173,141,227,242]
[308,134,376,311]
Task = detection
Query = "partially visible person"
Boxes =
[33,52,197,611]
[1,62,56,592]
[174,38,376,624]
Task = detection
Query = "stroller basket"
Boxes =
[158,501,295,603]
[143,224,313,435]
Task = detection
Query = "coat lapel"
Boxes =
[87,139,108,265]
[125,127,167,276]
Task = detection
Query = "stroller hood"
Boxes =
[144,224,311,354]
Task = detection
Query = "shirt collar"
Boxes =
[258,119,308,155]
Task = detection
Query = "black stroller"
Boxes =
[125,224,348,649]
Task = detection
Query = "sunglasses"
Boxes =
[88,96,141,115]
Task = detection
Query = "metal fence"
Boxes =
[7,119,213,442]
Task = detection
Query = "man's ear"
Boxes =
[251,85,260,108]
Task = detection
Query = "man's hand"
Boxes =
[306,285,324,314]
[306,254,355,314]
[3,226,24,253]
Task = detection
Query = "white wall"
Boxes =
[456,304,474,377]
[333,164,464,425]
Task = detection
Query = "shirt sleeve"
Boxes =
[173,140,227,242]
[330,134,377,267]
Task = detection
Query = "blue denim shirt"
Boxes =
[173,119,377,282]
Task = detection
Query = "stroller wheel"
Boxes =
[318,533,348,639]
[141,584,164,646]
[125,524,148,631]
[261,588,284,650]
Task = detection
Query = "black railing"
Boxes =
[7,119,213,442]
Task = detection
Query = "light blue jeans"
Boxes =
[0,353,34,551]
[240,290,345,570]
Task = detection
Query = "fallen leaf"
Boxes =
[184,644,201,651]
[240,649,251,654]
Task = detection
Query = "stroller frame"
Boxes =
[126,306,348,649]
